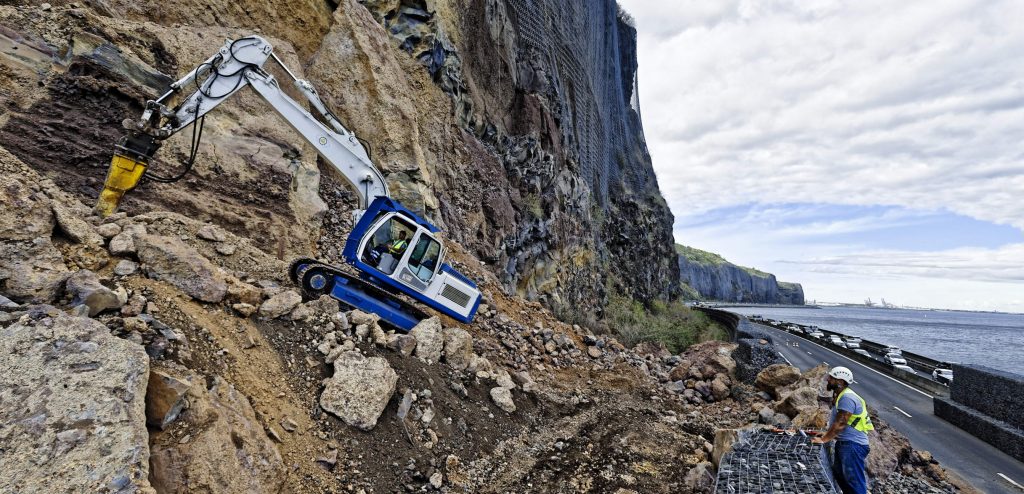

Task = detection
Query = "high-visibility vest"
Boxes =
[389,239,407,254]
[836,388,875,433]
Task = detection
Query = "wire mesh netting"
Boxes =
[505,0,650,203]
[715,430,840,494]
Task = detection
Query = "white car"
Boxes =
[844,337,862,349]
[884,346,902,355]
[893,364,916,375]
[854,349,871,358]
[830,337,847,348]
[810,331,825,339]
[933,368,954,385]
[884,353,907,366]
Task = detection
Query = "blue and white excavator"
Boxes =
[94,35,481,331]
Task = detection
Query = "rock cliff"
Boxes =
[676,245,805,304]
[0,0,676,317]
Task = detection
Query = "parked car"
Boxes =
[854,349,872,358]
[845,340,861,349]
[933,368,954,385]
[884,353,907,366]
[884,346,902,355]
[893,364,917,375]
[809,331,825,339]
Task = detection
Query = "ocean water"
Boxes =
[723,306,1024,375]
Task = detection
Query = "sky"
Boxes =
[617,0,1024,312]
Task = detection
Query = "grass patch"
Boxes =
[675,243,769,277]
[603,293,729,353]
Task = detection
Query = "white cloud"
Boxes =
[619,0,1024,310]
[621,0,1024,228]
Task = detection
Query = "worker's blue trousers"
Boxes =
[833,440,869,494]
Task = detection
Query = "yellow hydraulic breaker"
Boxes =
[94,133,161,217]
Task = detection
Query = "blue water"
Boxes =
[723,306,1024,375]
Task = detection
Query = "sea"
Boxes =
[722,306,1024,376]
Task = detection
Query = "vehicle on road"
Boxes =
[893,364,917,375]
[884,346,902,355]
[844,336,862,349]
[933,368,954,385]
[884,353,907,366]
[829,336,847,348]
[854,349,872,358]
[809,330,825,339]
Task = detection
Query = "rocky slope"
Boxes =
[676,244,805,304]
[0,0,676,317]
[0,142,970,493]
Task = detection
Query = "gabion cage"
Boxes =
[715,430,839,494]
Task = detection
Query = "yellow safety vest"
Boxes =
[389,239,407,254]
[836,388,875,433]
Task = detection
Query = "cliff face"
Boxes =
[0,0,677,316]
[676,245,805,304]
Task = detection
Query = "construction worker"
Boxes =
[812,366,874,494]
[389,231,409,256]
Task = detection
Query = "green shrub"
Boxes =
[602,293,728,353]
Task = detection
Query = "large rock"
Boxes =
[0,175,68,303]
[65,269,124,316]
[0,311,152,493]
[319,351,398,430]
[442,327,473,370]
[136,234,227,303]
[52,203,103,246]
[149,377,285,493]
[259,290,302,319]
[755,364,802,399]
[146,365,194,430]
[774,387,820,418]
[410,316,443,362]
[489,386,516,413]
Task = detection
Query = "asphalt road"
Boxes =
[755,322,1024,494]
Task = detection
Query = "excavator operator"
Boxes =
[388,231,409,256]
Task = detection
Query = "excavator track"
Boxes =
[290,258,428,331]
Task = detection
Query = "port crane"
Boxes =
[94,35,481,330]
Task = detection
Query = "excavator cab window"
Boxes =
[407,235,441,282]
[362,215,416,275]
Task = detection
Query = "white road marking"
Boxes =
[807,351,813,355]
[764,326,933,398]
[997,473,1024,491]
[893,406,913,418]
[778,352,793,366]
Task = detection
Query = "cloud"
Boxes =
[620,0,1024,229]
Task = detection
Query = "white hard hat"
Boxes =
[829,366,856,384]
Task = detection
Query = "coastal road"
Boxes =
[755,322,1024,494]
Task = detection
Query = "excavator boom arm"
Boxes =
[96,35,389,216]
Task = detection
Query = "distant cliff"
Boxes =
[676,245,804,304]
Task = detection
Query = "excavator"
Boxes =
[93,35,481,331]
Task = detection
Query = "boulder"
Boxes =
[755,364,802,399]
[227,281,263,306]
[792,405,829,430]
[65,269,125,316]
[410,316,443,362]
[489,386,516,413]
[96,223,122,239]
[319,351,398,430]
[149,377,284,493]
[114,259,139,276]
[109,224,146,257]
[0,311,152,493]
[669,360,693,381]
[775,387,820,418]
[442,327,473,370]
[386,333,417,356]
[196,224,226,242]
[0,238,69,303]
[258,290,302,319]
[349,309,380,326]
[146,365,194,430]
[711,374,731,401]
[52,203,103,246]
[136,234,227,303]
[0,173,54,241]
[289,294,339,322]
